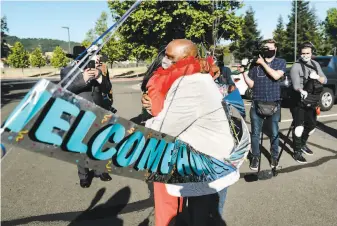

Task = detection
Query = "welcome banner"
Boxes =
[1,79,249,185]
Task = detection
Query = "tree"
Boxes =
[30,47,46,76]
[230,7,262,60]
[273,15,287,58]
[283,0,322,61]
[7,42,29,72]
[83,11,131,65]
[81,29,95,48]
[324,8,337,50]
[50,46,68,68]
[1,16,10,58]
[108,1,243,57]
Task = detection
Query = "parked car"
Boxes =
[281,56,337,111]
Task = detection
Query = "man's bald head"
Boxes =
[165,39,198,63]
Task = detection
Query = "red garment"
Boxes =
[146,56,217,116]
[146,56,201,116]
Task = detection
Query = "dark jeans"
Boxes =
[187,188,228,226]
[250,101,281,160]
[290,104,317,151]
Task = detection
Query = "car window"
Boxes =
[313,58,330,68]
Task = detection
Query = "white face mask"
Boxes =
[301,54,311,62]
[162,56,173,69]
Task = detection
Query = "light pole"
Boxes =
[294,0,298,62]
[62,26,71,54]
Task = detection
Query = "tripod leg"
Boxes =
[258,132,263,173]
[277,121,294,162]
[273,121,294,176]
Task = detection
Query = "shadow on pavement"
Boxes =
[316,121,337,139]
[1,91,28,109]
[1,185,154,226]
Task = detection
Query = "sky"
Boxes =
[1,1,336,43]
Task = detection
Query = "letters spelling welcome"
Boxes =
[4,83,229,179]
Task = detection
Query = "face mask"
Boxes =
[162,56,173,69]
[262,49,276,58]
[301,55,311,62]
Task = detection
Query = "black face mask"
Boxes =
[262,49,276,58]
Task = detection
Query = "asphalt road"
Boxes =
[1,79,337,226]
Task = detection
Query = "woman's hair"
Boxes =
[141,47,166,92]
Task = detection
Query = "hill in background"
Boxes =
[5,35,80,53]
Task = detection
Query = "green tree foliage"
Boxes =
[273,15,287,58]
[86,11,131,65]
[283,0,322,61]
[230,7,262,60]
[6,35,80,53]
[324,8,337,49]
[1,16,10,58]
[108,0,243,59]
[30,47,46,68]
[7,42,29,70]
[81,29,95,48]
[50,46,68,68]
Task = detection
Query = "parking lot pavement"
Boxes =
[1,81,337,225]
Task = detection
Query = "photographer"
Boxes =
[289,42,327,163]
[243,39,286,171]
[60,46,113,188]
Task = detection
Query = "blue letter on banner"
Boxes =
[35,98,80,145]
[91,124,125,160]
[116,131,145,167]
[189,151,204,176]
[177,145,192,176]
[160,142,175,174]
[67,111,96,153]
[136,138,166,173]
[4,90,51,133]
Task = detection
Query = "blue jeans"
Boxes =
[218,187,228,215]
[187,187,228,225]
[250,101,281,160]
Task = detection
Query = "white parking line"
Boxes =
[281,114,337,123]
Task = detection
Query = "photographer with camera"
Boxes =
[243,39,286,171]
[289,42,327,163]
[60,46,113,188]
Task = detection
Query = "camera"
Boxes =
[87,60,96,69]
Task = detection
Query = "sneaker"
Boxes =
[250,157,259,171]
[301,145,313,155]
[294,152,307,163]
[270,158,279,168]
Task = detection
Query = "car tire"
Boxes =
[245,88,253,100]
[319,87,334,111]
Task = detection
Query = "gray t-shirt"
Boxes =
[290,60,327,91]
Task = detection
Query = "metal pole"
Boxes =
[62,26,71,54]
[294,0,297,62]
[67,28,71,54]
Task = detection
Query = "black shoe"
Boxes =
[301,145,313,155]
[99,173,112,181]
[80,179,90,188]
[270,158,278,168]
[250,157,259,171]
[294,152,307,163]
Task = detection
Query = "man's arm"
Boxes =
[290,63,302,92]
[315,62,327,84]
[257,56,285,80]
[242,67,254,88]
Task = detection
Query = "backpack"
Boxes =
[298,60,323,108]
